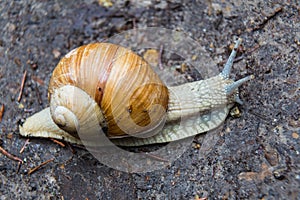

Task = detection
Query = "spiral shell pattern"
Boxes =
[48,43,169,137]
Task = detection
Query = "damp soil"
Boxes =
[0,0,299,199]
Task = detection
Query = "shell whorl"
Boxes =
[49,85,105,139]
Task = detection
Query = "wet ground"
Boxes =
[0,0,299,199]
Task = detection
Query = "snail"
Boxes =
[19,38,253,147]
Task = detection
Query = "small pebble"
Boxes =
[292,132,299,139]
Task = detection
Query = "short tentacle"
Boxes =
[234,94,244,105]
[225,75,254,95]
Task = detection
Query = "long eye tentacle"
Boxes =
[221,38,242,79]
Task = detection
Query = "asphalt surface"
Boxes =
[0,0,299,199]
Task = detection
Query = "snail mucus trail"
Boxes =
[19,38,253,147]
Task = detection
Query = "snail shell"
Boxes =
[48,43,168,138]
[19,39,253,146]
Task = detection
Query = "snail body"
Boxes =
[19,39,253,146]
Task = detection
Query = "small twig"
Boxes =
[19,139,30,154]
[246,44,260,54]
[64,156,75,165]
[69,143,86,150]
[250,7,283,32]
[219,56,244,66]
[16,161,22,174]
[158,44,164,70]
[35,84,42,105]
[233,55,244,63]
[0,146,23,163]
[17,70,27,102]
[132,18,137,30]
[206,0,213,16]
[0,104,4,122]
[28,158,54,175]
[31,75,45,85]
[62,173,72,180]
[24,108,35,113]
[50,138,65,147]
[141,152,169,163]
[67,142,76,154]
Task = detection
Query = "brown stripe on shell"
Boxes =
[101,46,169,137]
[93,44,119,104]
[48,43,118,105]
